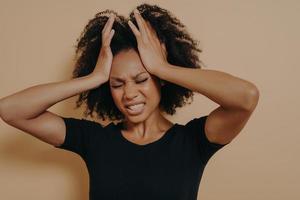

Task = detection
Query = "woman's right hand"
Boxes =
[91,13,115,83]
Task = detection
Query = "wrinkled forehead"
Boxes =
[110,49,148,79]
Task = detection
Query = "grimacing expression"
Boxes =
[109,49,162,122]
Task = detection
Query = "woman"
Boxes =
[0,3,259,200]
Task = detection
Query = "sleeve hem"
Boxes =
[200,115,230,148]
[53,117,70,149]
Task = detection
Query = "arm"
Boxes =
[155,65,260,145]
[0,13,116,146]
[122,11,260,145]
[0,74,106,146]
[0,75,105,121]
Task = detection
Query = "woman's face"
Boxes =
[109,49,162,123]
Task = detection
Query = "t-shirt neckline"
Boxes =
[114,122,178,148]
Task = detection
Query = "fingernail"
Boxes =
[134,9,139,14]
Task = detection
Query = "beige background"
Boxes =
[0,0,299,199]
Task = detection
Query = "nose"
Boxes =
[124,82,139,100]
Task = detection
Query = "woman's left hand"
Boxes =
[128,9,168,75]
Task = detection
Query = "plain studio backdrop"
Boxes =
[0,0,299,199]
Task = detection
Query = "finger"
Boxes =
[143,20,153,39]
[145,21,159,43]
[145,21,154,35]
[102,14,115,34]
[133,9,147,38]
[108,29,115,43]
[106,14,115,32]
[128,20,141,37]
[102,16,110,31]
[103,29,115,47]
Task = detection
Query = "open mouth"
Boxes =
[125,103,145,115]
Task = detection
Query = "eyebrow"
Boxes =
[110,72,147,81]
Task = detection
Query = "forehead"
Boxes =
[110,49,148,80]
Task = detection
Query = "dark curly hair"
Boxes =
[71,3,205,121]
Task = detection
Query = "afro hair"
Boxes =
[71,3,205,121]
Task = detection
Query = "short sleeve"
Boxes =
[54,117,103,161]
[185,115,230,164]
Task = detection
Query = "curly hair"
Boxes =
[71,3,204,121]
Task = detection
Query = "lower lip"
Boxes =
[125,103,145,115]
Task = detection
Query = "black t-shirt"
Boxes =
[54,115,229,200]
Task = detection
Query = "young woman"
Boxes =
[0,3,259,200]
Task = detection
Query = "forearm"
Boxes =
[0,74,105,121]
[156,64,259,111]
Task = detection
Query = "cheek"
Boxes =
[148,80,161,95]
[145,79,160,91]
[142,84,153,93]
[142,85,162,107]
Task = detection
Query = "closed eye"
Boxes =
[111,78,148,88]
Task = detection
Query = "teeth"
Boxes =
[128,103,144,110]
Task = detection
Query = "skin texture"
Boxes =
[71,5,204,122]
[0,5,259,148]
[125,8,260,145]
[108,8,173,143]
[127,9,168,76]
[109,49,173,143]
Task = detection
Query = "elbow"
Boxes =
[244,84,260,111]
[0,99,4,121]
[0,98,13,122]
[0,100,7,122]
